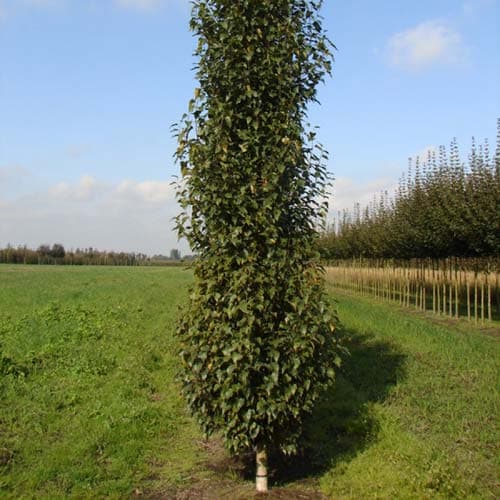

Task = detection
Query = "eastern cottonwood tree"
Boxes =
[174,0,340,491]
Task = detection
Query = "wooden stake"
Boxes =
[474,277,478,324]
[496,272,500,319]
[488,280,492,322]
[467,279,471,322]
[481,282,485,324]
[449,282,453,317]
[437,280,441,315]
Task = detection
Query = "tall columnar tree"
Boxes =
[174,0,340,491]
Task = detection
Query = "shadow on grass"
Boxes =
[269,326,407,485]
[198,326,407,493]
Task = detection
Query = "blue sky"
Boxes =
[1,0,499,254]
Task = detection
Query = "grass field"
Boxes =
[0,265,498,498]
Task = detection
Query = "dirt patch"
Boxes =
[143,438,326,499]
[0,448,13,466]
[150,484,326,499]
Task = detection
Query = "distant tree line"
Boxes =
[318,120,500,261]
[0,244,192,266]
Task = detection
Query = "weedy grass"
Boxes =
[0,265,201,497]
[0,266,498,498]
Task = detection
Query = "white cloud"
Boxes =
[0,175,183,255]
[48,175,105,201]
[114,0,164,11]
[386,20,466,71]
[44,175,175,205]
[328,176,398,215]
[114,179,175,204]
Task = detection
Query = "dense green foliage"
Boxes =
[319,120,500,260]
[174,0,340,455]
[1,266,498,497]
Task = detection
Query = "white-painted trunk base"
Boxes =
[256,475,268,493]
[256,445,268,492]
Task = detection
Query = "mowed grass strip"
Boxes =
[315,289,499,499]
[0,265,498,498]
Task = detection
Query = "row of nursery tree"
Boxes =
[318,120,500,261]
[0,244,189,266]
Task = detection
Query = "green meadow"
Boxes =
[0,265,498,498]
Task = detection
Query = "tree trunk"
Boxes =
[256,444,268,492]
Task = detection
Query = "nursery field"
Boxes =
[0,265,498,498]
